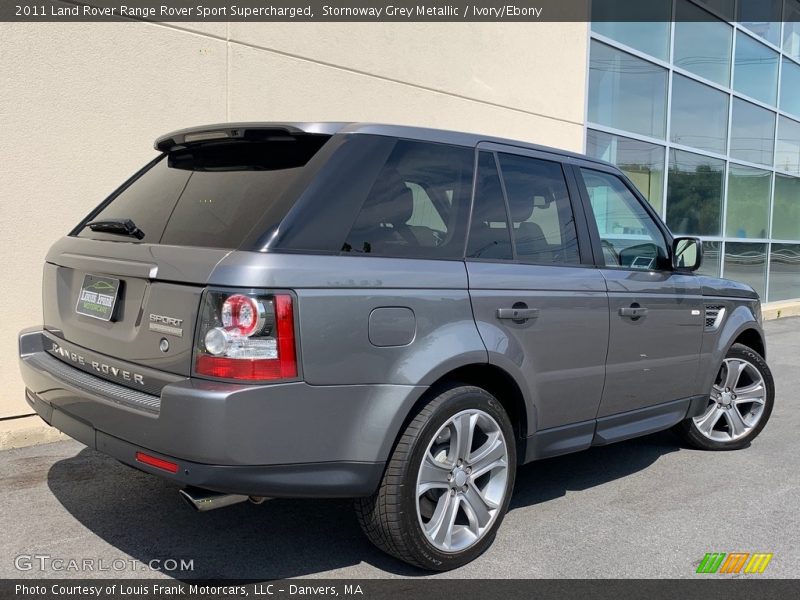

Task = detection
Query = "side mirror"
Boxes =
[672,237,703,272]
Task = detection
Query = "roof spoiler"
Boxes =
[154,122,348,152]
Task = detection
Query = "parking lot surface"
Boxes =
[1,318,798,579]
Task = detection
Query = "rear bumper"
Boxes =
[19,328,424,497]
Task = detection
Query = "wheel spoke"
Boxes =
[734,381,765,403]
[695,404,723,435]
[723,359,746,390]
[418,453,452,495]
[425,492,459,548]
[724,407,749,438]
[450,412,476,463]
[462,485,495,534]
[469,433,506,478]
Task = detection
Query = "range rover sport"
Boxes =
[18,122,774,571]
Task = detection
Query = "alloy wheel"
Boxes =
[693,357,767,442]
[416,409,509,553]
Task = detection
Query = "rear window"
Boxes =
[76,136,330,249]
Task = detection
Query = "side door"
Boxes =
[572,163,704,421]
[466,144,609,459]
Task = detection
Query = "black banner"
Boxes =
[2,0,795,23]
[2,580,800,600]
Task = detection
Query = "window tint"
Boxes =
[77,136,330,249]
[581,169,669,270]
[342,140,473,258]
[497,154,580,265]
[467,152,513,260]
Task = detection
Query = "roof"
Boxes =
[154,121,610,167]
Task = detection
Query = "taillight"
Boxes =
[194,291,297,381]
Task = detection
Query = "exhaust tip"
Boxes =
[179,487,249,512]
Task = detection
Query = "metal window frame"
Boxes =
[586,0,800,302]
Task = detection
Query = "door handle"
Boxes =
[497,307,540,321]
[619,305,649,319]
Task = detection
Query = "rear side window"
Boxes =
[76,136,330,249]
[497,154,580,265]
[342,140,473,259]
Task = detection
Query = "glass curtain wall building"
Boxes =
[588,0,800,302]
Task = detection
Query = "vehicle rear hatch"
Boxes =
[42,125,336,378]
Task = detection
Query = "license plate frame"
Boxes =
[75,274,120,321]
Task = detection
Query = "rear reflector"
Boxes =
[135,451,179,473]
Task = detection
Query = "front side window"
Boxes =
[497,154,580,265]
[581,168,668,270]
[342,140,473,258]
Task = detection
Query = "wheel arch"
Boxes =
[392,363,530,462]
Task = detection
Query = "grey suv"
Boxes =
[18,123,774,570]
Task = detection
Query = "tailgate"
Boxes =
[42,236,231,376]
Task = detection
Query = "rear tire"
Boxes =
[675,343,774,451]
[355,384,516,571]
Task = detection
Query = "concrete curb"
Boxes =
[0,415,67,450]
[762,300,800,321]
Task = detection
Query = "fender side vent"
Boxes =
[705,305,726,330]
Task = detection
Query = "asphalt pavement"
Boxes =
[1,318,798,579]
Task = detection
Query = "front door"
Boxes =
[575,166,704,418]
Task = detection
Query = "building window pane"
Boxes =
[780,58,800,118]
[784,0,800,61]
[734,32,779,106]
[730,99,776,166]
[776,116,800,175]
[670,75,729,154]
[773,174,800,240]
[674,0,733,86]
[591,0,672,60]
[737,0,783,47]
[586,129,665,214]
[725,165,772,239]
[724,242,768,298]
[588,41,668,139]
[666,149,725,236]
[769,244,800,300]
[698,241,722,277]
[695,0,735,20]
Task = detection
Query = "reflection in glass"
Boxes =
[769,244,800,301]
[723,242,768,299]
[695,0,735,20]
[772,174,800,240]
[591,0,672,60]
[674,0,733,86]
[734,32,779,106]
[586,129,665,214]
[666,150,725,236]
[698,241,722,277]
[776,116,800,175]
[670,75,729,154]
[784,0,800,62]
[738,0,783,47]
[780,59,800,118]
[726,166,771,239]
[730,99,776,166]
[588,41,668,139]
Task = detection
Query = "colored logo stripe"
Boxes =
[697,553,726,573]
[744,553,773,573]
[719,553,749,573]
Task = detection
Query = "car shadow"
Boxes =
[46,430,682,580]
